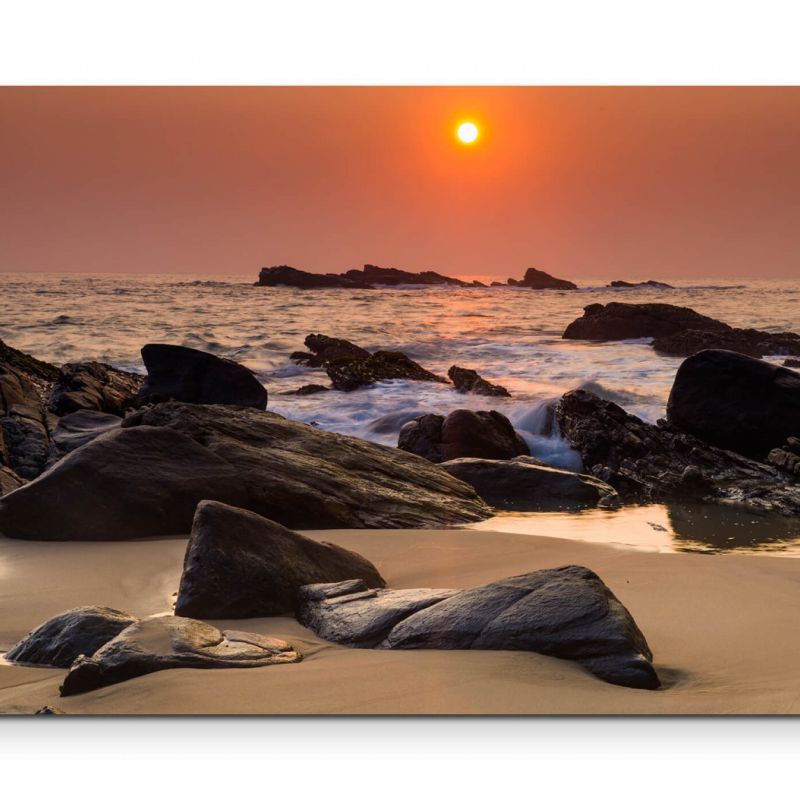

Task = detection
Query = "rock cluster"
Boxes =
[48,361,143,416]
[767,438,800,477]
[257,264,474,289]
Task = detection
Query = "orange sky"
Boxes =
[1,86,798,279]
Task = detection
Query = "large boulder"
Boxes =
[137,344,268,409]
[398,409,529,463]
[49,409,121,459]
[298,568,659,690]
[440,457,620,510]
[563,302,727,340]
[516,268,577,290]
[60,616,301,696]
[48,361,143,416]
[556,389,800,516]
[6,606,138,668]
[666,350,800,460]
[653,328,800,358]
[448,365,510,397]
[175,501,385,619]
[326,351,447,391]
[0,402,489,540]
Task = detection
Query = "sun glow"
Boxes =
[456,121,479,144]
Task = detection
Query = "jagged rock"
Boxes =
[291,384,330,395]
[137,343,268,409]
[516,268,578,290]
[256,265,367,289]
[343,264,471,287]
[49,409,121,459]
[398,409,529,464]
[6,606,139,668]
[653,328,800,358]
[563,302,727,340]
[448,365,510,397]
[48,361,143,416]
[0,465,25,496]
[439,457,621,511]
[471,280,487,288]
[326,351,447,391]
[297,580,458,647]
[556,389,800,516]
[767,440,800,477]
[609,280,674,289]
[60,616,301,696]
[35,706,66,715]
[0,402,489,540]
[176,501,385,619]
[785,358,800,368]
[667,350,800,460]
[0,338,59,386]
[299,568,659,690]
[290,334,371,367]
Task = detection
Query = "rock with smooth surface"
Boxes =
[60,616,301,696]
[440,457,621,510]
[176,501,385,619]
[138,343,268,409]
[6,606,138,668]
[49,409,121,459]
[48,361,143,416]
[398,409,529,463]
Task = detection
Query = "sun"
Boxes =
[456,121,479,145]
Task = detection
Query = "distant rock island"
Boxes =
[507,268,578,290]
[608,280,674,289]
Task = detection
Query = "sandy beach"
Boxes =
[2,526,799,715]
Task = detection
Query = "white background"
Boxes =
[1,1,799,795]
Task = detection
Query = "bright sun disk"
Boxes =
[457,121,479,144]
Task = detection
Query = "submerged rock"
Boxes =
[556,389,800,516]
[514,268,577,290]
[176,501,385,619]
[327,351,447,391]
[6,606,139,668]
[440,457,620,511]
[137,343,268,409]
[0,402,489,540]
[48,361,143,416]
[767,437,800,477]
[298,568,659,690]
[448,365,510,397]
[290,384,330,395]
[785,358,800,369]
[60,616,301,696]
[398,409,529,463]
[666,350,800,460]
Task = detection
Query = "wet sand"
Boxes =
[2,527,799,715]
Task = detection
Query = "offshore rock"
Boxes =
[326,351,447,391]
[448,365,511,397]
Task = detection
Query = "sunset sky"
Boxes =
[1,86,798,279]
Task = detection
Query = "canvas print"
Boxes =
[1,86,799,715]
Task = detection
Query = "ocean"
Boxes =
[3,272,800,554]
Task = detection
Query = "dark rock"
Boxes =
[35,706,66,715]
[48,361,143,416]
[0,402,489,539]
[291,384,330,395]
[767,441,800,477]
[344,264,470,287]
[448,365,510,397]
[0,338,59,386]
[138,343,268,409]
[49,409,121,459]
[60,616,301,696]
[398,409,529,464]
[785,358,800,369]
[0,465,25,496]
[299,568,659,690]
[326,351,447,391]
[439,457,620,511]
[609,280,674,289]
[6,606,138,668]
[653,328,800,358]
[297,580,458,647]
[556,389,800,516]
[175,501,385,619]
[507,278,522,286]
[517,268,578,290]
[471,280,488,288]
[667,350,800,460]
[563,302,727,340]
[490,281,505,287]
[256,265,367,289]
[290,334,371,368]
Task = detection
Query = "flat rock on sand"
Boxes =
[0,402,489,540]
[175,501,385,618]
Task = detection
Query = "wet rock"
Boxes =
[6,606,139,668]
[440,457,621,511]
[176,501,385,619]
[256,265,367,289]
[0,465,25,496]
[291,384,330,395]
[398,409,529,464]
[448,365,510,397]
[327,351,447,391]
[516,268,578,290]
[0,402,489,540]
[556,389,800,516]
[35,706,66,715]
[653,328,800,358]
[290,334,371,367]
[48,361,143,416]
[785,358,800,369]
[299,568,659,690]
[0,338,59,386]
[767,440,800,477]
[667,350,800,460]
[49,409,121,459]
[137,343,268,410]
[563,302,727,341]
[60,616,301,696]
[297,580,458,647]
[608,280,674,289]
